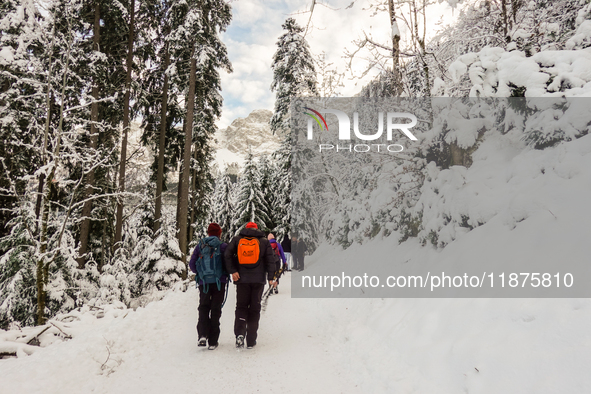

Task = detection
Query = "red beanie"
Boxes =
[207,223,222,237]
[245,222,258,229]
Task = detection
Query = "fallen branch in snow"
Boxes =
[25,325,51,346]
[0,341,39,358]
[48,321,72,340]
[101,345,111,371]
[0,320,75,360]
[1,303,134,361]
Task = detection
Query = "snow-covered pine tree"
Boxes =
[0,0,45,241]
[137,0,189,235]
[233,149,272,233]
[270,17,317,135]
[168,0,232,266]
[270,135,292,239]
[258,154,277,230]
[126,202,155,298]
[113,0,138,251]
[190,172,213,242]
[134,215,184,295]
[0,205,37,329]
[272,167,291,240]
[32,0,89,325]
[97,219,135,306]
[291,176,319,253]
[74,0,132,270]
[1,199,101,327]
[212,168,236,242]
[269,17,317,240]
[228,168,241,229]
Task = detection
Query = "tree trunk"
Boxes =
[77,2,101,269]
[34,175,45,235]
[114,0,135,250]
[388,0,400,71]
[176,154,183,232]
[418,0,433,125]
[37,174,51,325]
[34,25,57,235]
[177,52,197,280]
[501,0,508,39]
[512,0,521,23]
[37,133,61,325]
[37,16,73,324]
[188,142,198,242]
[154,47,171,235]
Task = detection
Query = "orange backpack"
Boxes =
[237,237,260,265]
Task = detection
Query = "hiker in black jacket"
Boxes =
[293,236,307,271]
[281,234,292,271]
[224,222,277,349]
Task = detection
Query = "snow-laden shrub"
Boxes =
[0,206,101,328]
[448,41,591,99]
[94,227,135,306]
[523,99,591,149]
[0,211,37,329]
[566,3,591,50]
[134,220,184,295]
[44,227,100,319]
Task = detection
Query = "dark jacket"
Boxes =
[224,228,276,284]
[189,239,229,285]
[294,239,307,260]
[280,236,291,253]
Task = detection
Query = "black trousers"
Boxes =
[294,254,304,270]
[275,260,281,285]
[234,282,264,347]
[197,283,226,346]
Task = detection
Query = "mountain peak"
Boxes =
[217,109,281,156]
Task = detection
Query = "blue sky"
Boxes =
[217,0,458,129]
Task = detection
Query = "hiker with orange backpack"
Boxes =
[267,233,287,294]
[224,222,277,349]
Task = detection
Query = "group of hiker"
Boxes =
[189,221,305,350]
[282,235,306,272]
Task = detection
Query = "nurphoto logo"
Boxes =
[303,107,418,153]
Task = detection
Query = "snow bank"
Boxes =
[449,45,591,97]
[293,132,591,391]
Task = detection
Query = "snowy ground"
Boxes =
[2,269,590,393]
[0,276,361,394]
[2,270,591,393]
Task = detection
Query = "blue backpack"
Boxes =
[196,236,224,293]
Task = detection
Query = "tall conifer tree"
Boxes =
[270,18,317,134]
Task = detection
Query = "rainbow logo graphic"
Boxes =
[303,107,329,131]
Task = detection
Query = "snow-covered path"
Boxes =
[0,274,360,394]
[2,262,591,393]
